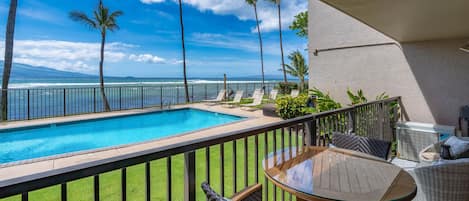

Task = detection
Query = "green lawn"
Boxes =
[2,131,301,201]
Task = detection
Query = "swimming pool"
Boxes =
[0,108,244,164]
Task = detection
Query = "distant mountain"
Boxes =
[0,62,94,79]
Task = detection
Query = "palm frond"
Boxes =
[69,11,97,29]
[110,10,123,19]
[245,0,257,6]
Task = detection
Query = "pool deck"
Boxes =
[0,103,282,181]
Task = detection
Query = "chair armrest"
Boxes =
[230,184,262,201]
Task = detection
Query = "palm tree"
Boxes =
[283,50,308,91]
[267,0,287,83]
[178,0,190,103]
[246,0,265,90]
[1,0,18,121]
[69,0,122,112]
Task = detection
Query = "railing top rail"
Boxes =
[0,96,401,198]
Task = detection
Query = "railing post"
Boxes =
[63,88,66,116]
[204,84,207,100]
[141,86,144,109]
[184,151,196,201]
[378,102,385,140]
[349,110,356,134]
[27,89,30,120]
[304,117,317,146]
[177,87,179,104]
[191,85,194,103]
[93,88,97,113]
[160,86,163,109]
[119,87,122,110]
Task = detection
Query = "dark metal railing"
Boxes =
[0,97,401,201]
[3,82,278,121]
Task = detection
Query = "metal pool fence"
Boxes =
[4,82,278,121]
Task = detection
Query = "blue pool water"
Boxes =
[0,108,243,164]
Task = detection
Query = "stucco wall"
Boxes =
[308,0,469,127]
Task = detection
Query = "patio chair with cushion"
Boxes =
[331,132,392,160]
[201,182,262,201]
[419,136,469,165]
[410,159,469,201]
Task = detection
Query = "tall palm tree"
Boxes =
[246,0,265,90]
[1,0,18,121]
[178,0,190,103]
[283,50,308,91]
[267,0,287,83]
[69,0,122,112]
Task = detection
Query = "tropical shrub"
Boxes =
[277,82,298,94]
[346,89,367,106]
[309,88,342,112]
[275,94,313,119]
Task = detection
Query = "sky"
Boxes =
[0,0,307,78]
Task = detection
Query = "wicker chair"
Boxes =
[410,159,469,201]
[331,133,392,160]
[201,182,262,201]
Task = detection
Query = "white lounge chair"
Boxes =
[265,89,278,101]
[250,88,262,99]
[202,89,225,105]
[290,89,299,98]
[241,90,264,111]
[221,90,243,108]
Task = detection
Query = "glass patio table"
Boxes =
[263,146,417,201]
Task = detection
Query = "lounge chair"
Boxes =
[249,88,262,99]
[202,89,225,105]
[265,89,278,101]
[201,182,262,201]
[221,90,243,108]
[331,132,392,160]
[241,90,264,111]
[290,89,299,98]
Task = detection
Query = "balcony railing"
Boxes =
[0,97,401,201]
[3,82,277,121]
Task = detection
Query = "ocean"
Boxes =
[4,77,285,121]
[7,77,285,88]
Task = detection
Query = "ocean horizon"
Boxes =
[5,77,294,89]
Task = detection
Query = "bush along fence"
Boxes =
[2,82,278,121]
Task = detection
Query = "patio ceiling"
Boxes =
[320,0,469,43]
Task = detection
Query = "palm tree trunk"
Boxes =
[300,77,305,92]
[253,5,265,90]
[278,3,287,83]
[1,0,18,121]
[178,0,190,103]
[100,32,111,111]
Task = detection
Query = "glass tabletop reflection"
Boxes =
[262,146,416,201]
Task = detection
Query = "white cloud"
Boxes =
[140,0,307,32]
[140,0,166,4]
[129,54,166,64]
[189,32,306,56]
[129,54,183,65]
[0,40,137,73]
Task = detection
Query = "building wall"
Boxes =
[308,0,469,127]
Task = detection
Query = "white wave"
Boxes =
[9,80,278,88]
